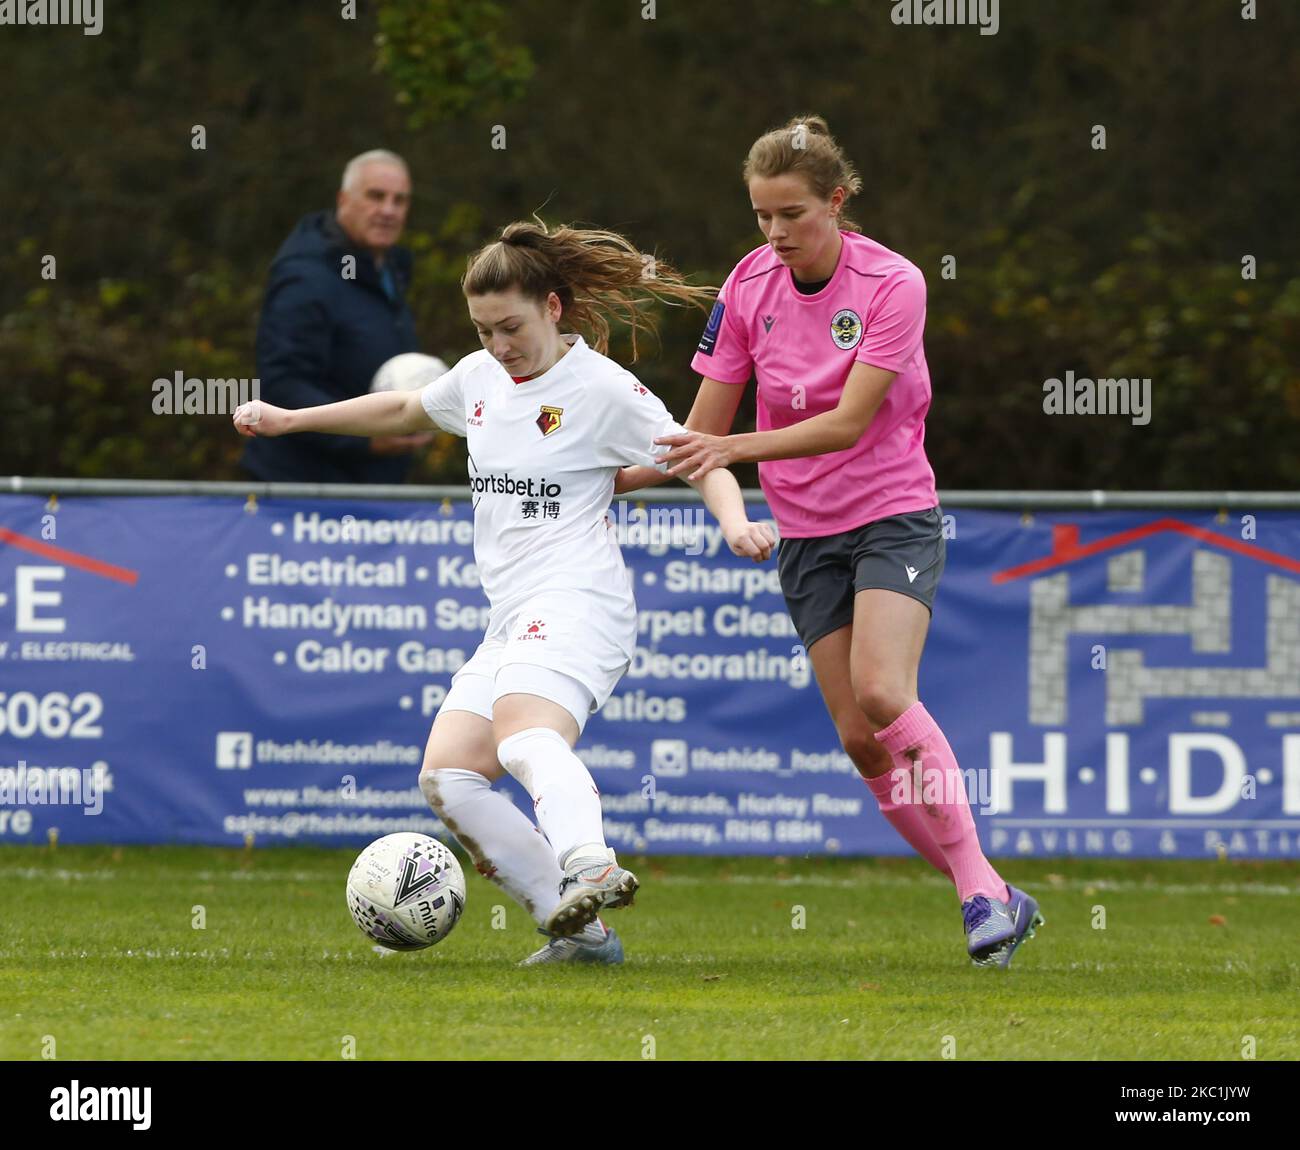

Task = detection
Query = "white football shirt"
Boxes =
[420,333,685,632]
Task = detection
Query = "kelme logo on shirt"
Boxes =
[519,618,547,641]
[536,405,563,437]
[469,399,485,427]
[830,308,863,350]
[697,300,725,356]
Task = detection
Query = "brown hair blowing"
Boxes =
[743,114,864,233]
[462,219,715,360]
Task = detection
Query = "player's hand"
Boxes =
[654,431,733,481]
[232,400,292,438]
[370,433,436,456]
[723,519,776,562]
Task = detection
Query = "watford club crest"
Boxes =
[536,405,563,437]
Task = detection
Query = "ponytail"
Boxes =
[463,218,714,359]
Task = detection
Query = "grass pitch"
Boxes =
[1,847,1296,1061]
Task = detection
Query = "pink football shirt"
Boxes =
[690,230,938,538]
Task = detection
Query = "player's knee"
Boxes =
[418,766,445,811]
[852,680,915,730]
[418,763,489,811]
[840,727,892,775]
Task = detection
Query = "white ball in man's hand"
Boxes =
[371,353,450,392]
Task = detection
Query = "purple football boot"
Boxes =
[962,884,1044,968]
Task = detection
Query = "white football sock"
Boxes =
[419,767,561,926]
[496,727,608,871]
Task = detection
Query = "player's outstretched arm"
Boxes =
[657,361,897,480]
[231,389,432,441]
[686,467,775,562]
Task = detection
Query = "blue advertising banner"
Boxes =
[1,495,1298,858]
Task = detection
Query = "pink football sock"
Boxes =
[863,769,953,880]
[873,702,1009,904]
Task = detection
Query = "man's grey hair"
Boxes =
[340,150,410,192]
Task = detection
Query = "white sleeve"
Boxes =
[592,374,687,469]
[419,357,468,437]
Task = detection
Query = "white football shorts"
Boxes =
[440,591,635,734]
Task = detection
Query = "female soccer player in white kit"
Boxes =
[618,116,1043,968]
[234,221,774,964]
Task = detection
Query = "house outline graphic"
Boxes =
[991,517,1300,727]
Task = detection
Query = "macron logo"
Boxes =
[905,565,919,584]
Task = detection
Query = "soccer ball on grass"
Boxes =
[346,832,466,951]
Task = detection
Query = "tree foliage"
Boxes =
[1,0,1295,489]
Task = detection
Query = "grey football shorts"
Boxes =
[776,506,946,651]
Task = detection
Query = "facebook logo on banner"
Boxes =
[215,732,253,770]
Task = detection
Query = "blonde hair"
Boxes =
[743,115,863,232]
[462,219,714,359]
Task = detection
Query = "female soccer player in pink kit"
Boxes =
[235,221,775,964]
[619,116,1043,967]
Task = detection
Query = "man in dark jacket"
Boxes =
[242,150,433,484]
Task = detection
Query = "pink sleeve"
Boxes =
[689,275,751,384]
[855,265,926,373]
